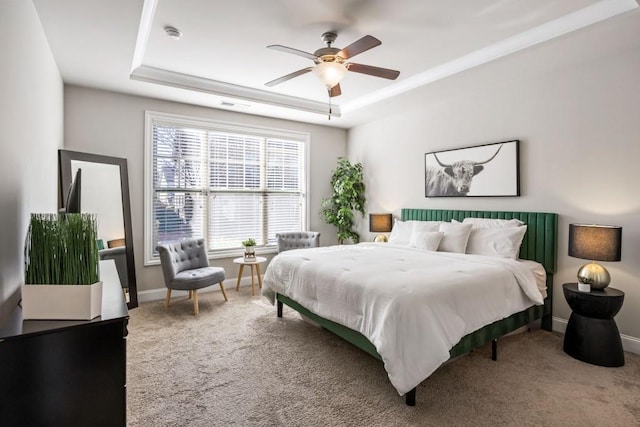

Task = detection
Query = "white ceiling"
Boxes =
[33,0,639,128]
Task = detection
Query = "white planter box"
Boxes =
[22,282,103,320]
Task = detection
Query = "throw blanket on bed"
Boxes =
[262,243,544,395]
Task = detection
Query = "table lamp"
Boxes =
[568,224,622,292]
[369,213,392,242]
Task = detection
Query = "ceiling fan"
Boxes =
[265,32,400,98]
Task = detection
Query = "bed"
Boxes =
[263,209,557,406]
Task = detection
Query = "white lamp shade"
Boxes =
[313,62,347,88]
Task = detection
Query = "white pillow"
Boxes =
[388,219,413,246]
[409,231,444,251]
[412,221,443,233]
[466,225,527,259]
[438,222,473,253]
[461,217,524,228]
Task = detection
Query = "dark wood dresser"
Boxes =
[0,278,129,426]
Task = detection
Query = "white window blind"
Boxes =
[146,112,307,262]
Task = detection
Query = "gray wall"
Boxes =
[0,1,63,323]
[63,86,347,294]
[348,14,640,342]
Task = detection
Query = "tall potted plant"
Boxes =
[321,157,366,244]
[22,213,102,320]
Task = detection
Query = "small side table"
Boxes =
[562,283,624,367]
[234,256,267,296]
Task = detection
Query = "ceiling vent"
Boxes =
[220,101,250,109]
[164,26,182,40]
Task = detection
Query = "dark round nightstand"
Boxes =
[563,283,625,367]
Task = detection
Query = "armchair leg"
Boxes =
[219,281,229,301]
[165,289,172,307]
[193,289,199,316]
[188,290,193,299]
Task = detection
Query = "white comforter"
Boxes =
[262,243,544,395]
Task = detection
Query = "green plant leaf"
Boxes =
[24,213,100,285]
[320,157,365,244]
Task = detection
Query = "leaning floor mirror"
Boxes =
[58,150,138,308]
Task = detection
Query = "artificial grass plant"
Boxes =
[24,213,100,285]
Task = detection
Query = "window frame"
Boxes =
[144,110,310,265]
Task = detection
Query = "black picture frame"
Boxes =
[425,140,520,197]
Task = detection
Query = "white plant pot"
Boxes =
[244,246,256,258]
[21,281,103,320]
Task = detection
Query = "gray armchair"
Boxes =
[156,238,228,315]
[276,231,320,253]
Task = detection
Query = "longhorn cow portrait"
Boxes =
[425,144,504,197]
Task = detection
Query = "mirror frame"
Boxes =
[58,149,138,308]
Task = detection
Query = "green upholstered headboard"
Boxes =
[401,209,558,274]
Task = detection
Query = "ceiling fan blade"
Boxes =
[329,84,341,97]
[337,35,381,59]
[347,63,400,80]
[265,67,314,87]
[267,45,318,61]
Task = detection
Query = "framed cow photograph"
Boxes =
[425,140,520,197]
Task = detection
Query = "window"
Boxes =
[144,111,309,264]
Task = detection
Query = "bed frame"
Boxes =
[275,209,558,406]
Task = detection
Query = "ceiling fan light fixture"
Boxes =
[313,61,347,89]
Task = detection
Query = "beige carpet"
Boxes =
[127,288,640,426]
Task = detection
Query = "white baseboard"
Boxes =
[138,276,260,303]
[552,316,640,355]
[551,316,568,334]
